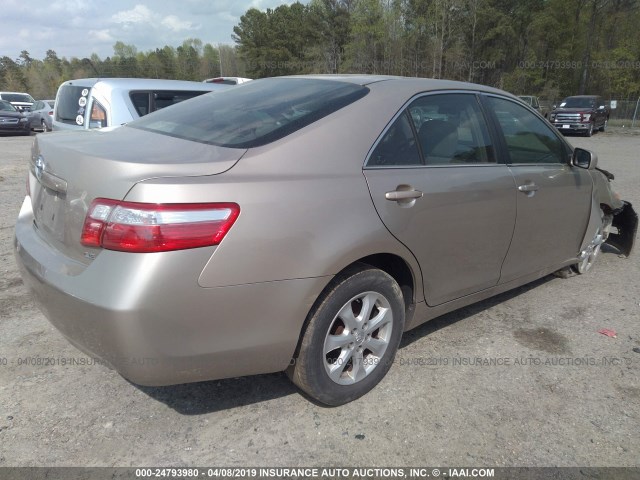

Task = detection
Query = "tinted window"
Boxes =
[55,85,91,124]
[1,93,34,103]
[130,90,212,117]
[560,97,595,108]
[128,78,369,148]
[130,92,150,116]
[409,94,495,165]
[0,101,17,112]
[488,97,565,164]
[369,112,421,166]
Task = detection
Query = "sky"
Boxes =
[0,0,306,61]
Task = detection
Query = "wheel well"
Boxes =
[351,253,416,312]
[289,254,417,363]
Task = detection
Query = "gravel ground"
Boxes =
[0,128,638,468]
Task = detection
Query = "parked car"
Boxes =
[548,95,610,136]
[0,92,35,112]
[15,76,637,406]
[517,95,550,118]
[52,78,231,131]
[203,76,252,85]
[0,99,31,135]
[27,100,55,132]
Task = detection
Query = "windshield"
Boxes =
[1,93,34,103]
[560,97,596,108]
[0,100,18,112]
[128,78,369,148]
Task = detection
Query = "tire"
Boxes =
[41,120,49,132]
[573,211,611,274]
[599,119,607,132]
[289,265,405,406]
[585,122,594,137]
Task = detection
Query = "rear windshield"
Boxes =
[1,93,34,103]
[55,84,91,124]
[128,78,369,148]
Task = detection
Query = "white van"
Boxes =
[52,78,230,131]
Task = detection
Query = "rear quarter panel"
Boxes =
[124,81,425,297]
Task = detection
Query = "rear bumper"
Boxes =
[14,197,329,386]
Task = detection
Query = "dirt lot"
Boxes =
[0,129,639,468]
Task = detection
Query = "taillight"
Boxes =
[81,199,240,253]
[48,111,53,116]
[89,102,107,128]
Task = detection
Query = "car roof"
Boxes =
[282,74,511,96]
[565,95,599,98]
[61,78,230,90]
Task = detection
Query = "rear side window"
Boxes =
[128,78,369,148]
[55,85,91,125]
[369,112,422,166]
[130,90,212,116]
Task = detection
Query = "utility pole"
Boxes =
[218,44,223,77]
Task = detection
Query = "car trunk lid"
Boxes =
[29,126,245,265]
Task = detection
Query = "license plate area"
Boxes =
[33,184,66,242]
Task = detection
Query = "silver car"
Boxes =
[27,100,55,132]
[14,76,637,406]
[52,78,230,131]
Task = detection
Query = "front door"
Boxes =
[484,96,593,283]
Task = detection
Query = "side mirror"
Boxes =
[552,104,557,110]
[573,147,598,170]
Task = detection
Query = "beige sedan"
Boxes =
[15,75,637,405]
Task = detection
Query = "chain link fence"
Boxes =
[607,99,640,127]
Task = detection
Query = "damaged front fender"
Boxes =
[606,201,638,257]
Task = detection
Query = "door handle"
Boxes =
[517,183,539,192]
[385,186,423,207]
[385,189,424,201]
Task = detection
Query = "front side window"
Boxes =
[488,96,566,164]
[409,93,495,165]
[129,78,369,148]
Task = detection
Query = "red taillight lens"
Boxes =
[89,102,107,128]
[81,199,240,253]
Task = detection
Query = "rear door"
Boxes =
[483,95,593,283]
[364,92,516,306]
